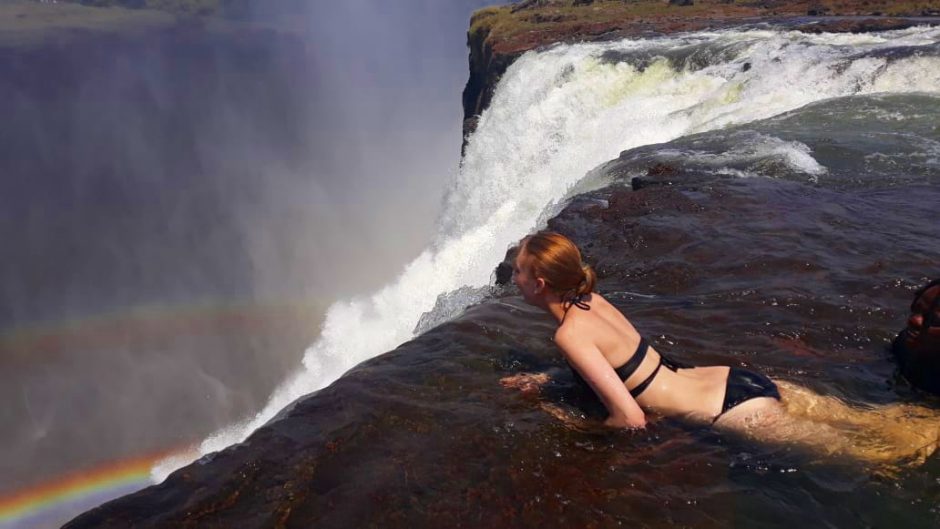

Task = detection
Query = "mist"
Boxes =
[0,0,498,495]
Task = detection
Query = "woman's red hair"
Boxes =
[520,231,596,300]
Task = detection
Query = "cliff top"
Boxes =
[471,0,940,55]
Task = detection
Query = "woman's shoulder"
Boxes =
[588,293,621,318]
[554,294,606,340]
[586,293,640,336]
[589,292,609,306]
[554,311,591,343]
[553,319,578,343]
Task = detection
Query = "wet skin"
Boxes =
[510,249,781,429]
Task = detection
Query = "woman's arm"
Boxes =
[555,328,646,429]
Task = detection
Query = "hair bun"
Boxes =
[578,263,596,296]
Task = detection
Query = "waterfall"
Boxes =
[155,24,940,480]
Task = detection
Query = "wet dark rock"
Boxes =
[494,259,514,286]
[631,169,724,191]
[795,17,918,34]
[590,187,704,221]
[494,242,523,286]
[65,171,940,529]
[631,176,667,190]
[646,162,678,177]
[806,3,830,16]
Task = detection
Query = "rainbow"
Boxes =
[0,302,321,528]
[0,302,322,528]
[0,300,322,361]
[0,448,195,529]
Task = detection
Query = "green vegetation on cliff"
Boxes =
[471,0,940,54]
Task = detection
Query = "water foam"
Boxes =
[629,132,829,182]
[155,25,940,481]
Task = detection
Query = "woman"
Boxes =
[504,231,939,467]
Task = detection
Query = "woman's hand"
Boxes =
[500,372,550,395]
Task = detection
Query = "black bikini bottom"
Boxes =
[718,367,780,417]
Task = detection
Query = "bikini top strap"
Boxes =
[564,292,591,310]
[628,361,662,398]
[571,295,591,311]
[561,293,591,324]
[613,338,648,381]
[617,338,684,398]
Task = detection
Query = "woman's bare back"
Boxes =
[557,293,736,421]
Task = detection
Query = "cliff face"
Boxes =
[461,0,940,140]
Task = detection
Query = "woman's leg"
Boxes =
[715,381,940,470]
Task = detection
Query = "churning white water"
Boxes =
[155,25,940,480]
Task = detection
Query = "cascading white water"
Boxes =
[154,25,940,480]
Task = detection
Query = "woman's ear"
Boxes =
[534,277,546,294]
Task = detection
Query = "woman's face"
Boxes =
[904,284,940,354]
[512,250,543,306]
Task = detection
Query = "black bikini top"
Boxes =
[617,338,658,397]
[618,338,688,397]
[562,297,686,399]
